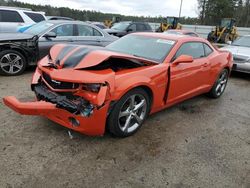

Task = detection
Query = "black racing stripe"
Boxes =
[63,47,97,68]
[55,45,78,65]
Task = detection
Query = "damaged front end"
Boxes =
[3,44,155,136]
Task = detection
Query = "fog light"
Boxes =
[69,117,80,127]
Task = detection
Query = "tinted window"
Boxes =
[78,25,102,36]
[51,24,74,36]
[175,42,205,59]
[203,43,213,56]
[128,24,136,32]
[137,24,146,31]
[106,35,175,62]
[24,12,45,23]
[0,10,24,23]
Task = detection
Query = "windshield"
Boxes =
[232,36,250,48]
[106,35,175,62]
[111,22,130,31]
[220,19,231,28]
[24,21,54,35]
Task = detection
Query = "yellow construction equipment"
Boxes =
[157,17,182,32]
[207,18,238,43]
[104,16,121,28]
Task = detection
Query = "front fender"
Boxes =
[112,75,157,101]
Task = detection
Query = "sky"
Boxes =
[17,0,198,17]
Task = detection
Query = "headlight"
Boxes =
[82,83,101,93]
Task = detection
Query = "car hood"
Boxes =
[221,45,250,57]
[40,44,158,70]
[0,33,35,41]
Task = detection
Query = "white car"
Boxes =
[221,35,250,74]
[0,6,46,33]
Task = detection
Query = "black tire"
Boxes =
[208,69,229,98]
[0,50,27,76]
[107,88,151,137]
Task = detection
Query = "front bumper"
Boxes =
[3,96,110,136]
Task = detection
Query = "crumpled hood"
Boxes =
[40,44,158,70]
[0,33,35,41]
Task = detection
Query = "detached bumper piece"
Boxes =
[33,84,94,117]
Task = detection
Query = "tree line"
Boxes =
[1,0,250,27]
[198,0,250,27]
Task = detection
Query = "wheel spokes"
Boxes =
[133,99,145,112]
[122,114,133,132]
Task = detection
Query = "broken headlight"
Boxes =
[82,83,101,93]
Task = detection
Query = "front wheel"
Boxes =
[208,69,229,98]
[107,88,150,137]
[0,50,27,76]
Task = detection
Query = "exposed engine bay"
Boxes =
[82,57,147,72]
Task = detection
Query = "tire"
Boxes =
[0,50,27,76]
[107,88,151,137]
[208,69,229,98]
[207,31,216,42]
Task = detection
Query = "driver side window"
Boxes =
[175,42,205,59]
[128,24,136,32]
[51,24,74,36]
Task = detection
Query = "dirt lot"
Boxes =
[0,68,249,188]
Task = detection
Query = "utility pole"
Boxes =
[179,0,183,18]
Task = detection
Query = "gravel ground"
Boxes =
[0,68,249,188]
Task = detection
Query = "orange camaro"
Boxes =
[3,33,233,137]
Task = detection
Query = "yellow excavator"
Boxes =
[104,16,121,28]
[157,17,182,32]
[207,18,238,43]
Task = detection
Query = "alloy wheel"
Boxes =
[0,53,24,75]
[215,70,228,96]
[118,94,147,133]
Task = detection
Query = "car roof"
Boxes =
[43,20,87,24]
[133,32,206,42]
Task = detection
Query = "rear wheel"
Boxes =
[208,69,229,98]
[0,50,27,76]
[107,88,150,137]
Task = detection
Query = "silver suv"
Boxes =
[0,6,46,33]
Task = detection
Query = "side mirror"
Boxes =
[226,41,232,45]
[43,32,57,39]
[173,55,194,65]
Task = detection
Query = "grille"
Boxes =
[42,72,79,90]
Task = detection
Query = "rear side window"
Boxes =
[203,43,213,56]
[136,24,146,31]
[24,12,45,23]
[175,42,205,59]
[0,10,24,23]
[77,25,102,36]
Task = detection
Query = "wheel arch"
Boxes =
[0,44,29,64]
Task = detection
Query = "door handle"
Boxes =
[202,63,209,67]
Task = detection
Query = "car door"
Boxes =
[0,10,25,33]
[75,24,105,46]
[136,23,146,32]
[38,23,76,59]
[167,42,210,103]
